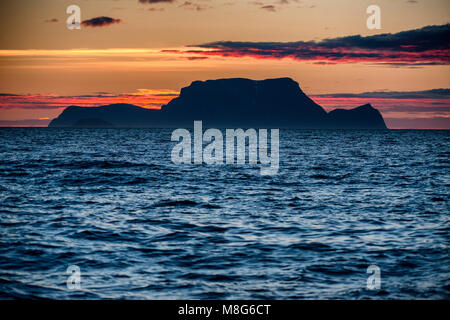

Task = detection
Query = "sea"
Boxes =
[0,128,448,299]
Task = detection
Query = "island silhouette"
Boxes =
[48,77,387,129]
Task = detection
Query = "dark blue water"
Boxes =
[0,128,448,299]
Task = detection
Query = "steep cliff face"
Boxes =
[49,78,387,129]
[162,78,328,127]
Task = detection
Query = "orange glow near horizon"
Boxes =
[0,89,179,114]
[0,0,448,128]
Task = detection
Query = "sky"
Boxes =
[0,0,449,128]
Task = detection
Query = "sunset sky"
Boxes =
[0,0,449,128]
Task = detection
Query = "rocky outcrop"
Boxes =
[48,78,387,129]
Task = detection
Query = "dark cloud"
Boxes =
[179,1,212,11]
[139,0,175,3]
[182,56,209,60]
[188,24,450,65]
[261,5,276,12]
[379,105,450,113]
[315,89,450,100]
[374,62,446,68]
[139,0,214,11]
[81,16,122,28]
[251,0,306,11]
